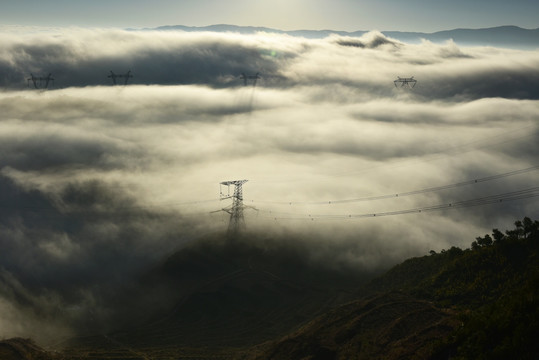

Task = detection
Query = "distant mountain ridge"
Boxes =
[142,24,539,48]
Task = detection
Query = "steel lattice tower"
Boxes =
[220,180,248,235]
[394,76,417,88]
[27,73,54,89]
[108,70,133,85]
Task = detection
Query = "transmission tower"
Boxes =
[394,76,417,88]
[108,70,133,85]
[240,72,261,86]
[27,73,54,89]
[219,180,249,235]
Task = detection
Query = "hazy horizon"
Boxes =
[1,0,539,32]
[1,22,538,37]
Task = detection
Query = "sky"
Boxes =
[0,1,538,347]
[1,0,538,32]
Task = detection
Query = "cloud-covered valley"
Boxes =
[0,28,538,342]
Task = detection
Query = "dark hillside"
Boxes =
[10,218,538,359]
[250,217,539,360]
[63,233,376,351]
[247,292,459,360]
[0,338,57,360]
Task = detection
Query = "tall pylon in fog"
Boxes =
[394,76,417,88]
[108,70,133,85]
[27,73,54,89]
[219,180,248,235]
[240,72,261,86]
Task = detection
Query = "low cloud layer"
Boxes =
[2,29,539,99]
[0,29,538,343]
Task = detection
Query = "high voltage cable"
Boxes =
[2,166,537,216]
[2,187,537,222]
[258,187,539,221]
[248,165,539,205]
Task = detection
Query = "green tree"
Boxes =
[492,228,505,242]
[474,234,493,248]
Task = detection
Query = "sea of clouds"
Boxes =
[0,28,538,342]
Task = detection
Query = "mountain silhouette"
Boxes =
[143,24,539,48]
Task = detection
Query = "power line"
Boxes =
[2,187,537,223]
[1,165,537,218]
[1,167,536,222]
[248,165,539,205]
[259,187,539,221]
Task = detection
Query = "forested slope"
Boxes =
[250,217,539,360]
